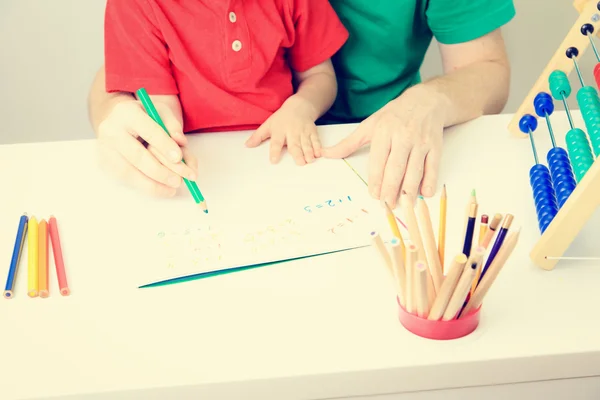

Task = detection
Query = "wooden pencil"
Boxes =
[390,237,406,307]
[404,241,417,313]
[28,217,39,298]
[38,219,49,298]
[462,203,478,257]
[427,254,468,320]
[438,184,447,271]
[462,228,520,317]
[478,214,488,246]
[480,213,502,249]
[416,196,443,293]
[385,202,405,256]
[370,231,393,278]
[460,189,477,243]
[400,191,435,302]
[442,250,483,320]
[414,261,430,318]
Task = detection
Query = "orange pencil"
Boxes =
[481,213,502,249]
[38,219,49,298]
[48,216,70,296]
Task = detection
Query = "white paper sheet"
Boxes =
[138,132,390,286]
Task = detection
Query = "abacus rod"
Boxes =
[572,57,585,86]
[587,32,600,62]
[561,94,575,129]
[544,114,557,148]
[528,128,539,164]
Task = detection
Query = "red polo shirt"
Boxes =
[104,0,349,133]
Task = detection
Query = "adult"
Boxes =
[88,0,514,207]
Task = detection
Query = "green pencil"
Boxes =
[136,88,208,213]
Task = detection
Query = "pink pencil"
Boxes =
[48,216,70,296]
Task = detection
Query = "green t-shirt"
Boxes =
[322,0,516,124]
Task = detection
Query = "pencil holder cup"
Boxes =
[396,297,481,340]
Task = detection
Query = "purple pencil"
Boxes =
[478,214,513,284]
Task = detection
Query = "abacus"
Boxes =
[508,0,600,270]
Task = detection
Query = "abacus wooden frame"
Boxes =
[508,0,600,270]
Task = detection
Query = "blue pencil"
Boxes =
[478,214,514,284]
[4,214,28,299]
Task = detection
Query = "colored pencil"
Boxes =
[404,241,417,313]
[479,214,513,284]
[135,88,208,213]
[442,249,483,320]
[462,203,478,257]
[438,184,447,271]
[48,216,70,296]
[414,261,430,318]
[28,217,39,298]
[390,237,406,306]
[370,231,393,277]
[460,189,477,239]
[385,202,405,256]
[38,219,49,298]
[416,196,443,293]
[400,191,435,302]
[3,214,28,299]
[478,214,488,246]
[480,213,502,248]
[427,254,468,320]
[462,228,520,317]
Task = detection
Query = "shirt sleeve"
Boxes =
[288,0,349,72]
[104,0,178,94]
[426,0,515,45]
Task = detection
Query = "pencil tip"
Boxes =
[203,210,208,214]
[471,189,476,196]
[418,195,424,200]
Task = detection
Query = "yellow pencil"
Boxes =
[384,202,405,256]
[438,184,447,272]
[28,217,39,298]
[38,219,49,298]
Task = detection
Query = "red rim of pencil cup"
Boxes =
[396,296,481,340]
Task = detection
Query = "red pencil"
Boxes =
[48,216,70,296]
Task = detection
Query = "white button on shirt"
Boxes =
[229,12,237,23]
[232,40,242,51]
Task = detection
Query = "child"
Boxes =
[100,0,349,194]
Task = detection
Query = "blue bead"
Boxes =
[581,23,594,36]
[519,114,538,133]
[534,92,554,117]
[566,47,579,59]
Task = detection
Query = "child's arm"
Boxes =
[282,59,338,123]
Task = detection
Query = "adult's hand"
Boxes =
[96,98,198,197]
[321,84,447,207]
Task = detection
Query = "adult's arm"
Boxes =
[323,28,510,206]
[424,28,510,128]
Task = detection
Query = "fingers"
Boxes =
[117,103,183,164]
[148,144,197,181]
[367,130,391,200]
[110,132,183,189]
[246,124,270,148]
[380,134,411,208]
[321,118,371,159]
[420,145,441,197]
[300,131,315,163]
[311,129,322,159]
[97,142,177,198]
[401,146,428,203]
[283,133,305,166]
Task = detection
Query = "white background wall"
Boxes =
[0,0,593,144]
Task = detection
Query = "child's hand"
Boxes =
[245,97,322,165]
[96,99,198,197]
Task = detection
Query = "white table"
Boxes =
[1,113,600,400]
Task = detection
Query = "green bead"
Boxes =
[549,70,571,100]
[565,128,594,182]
